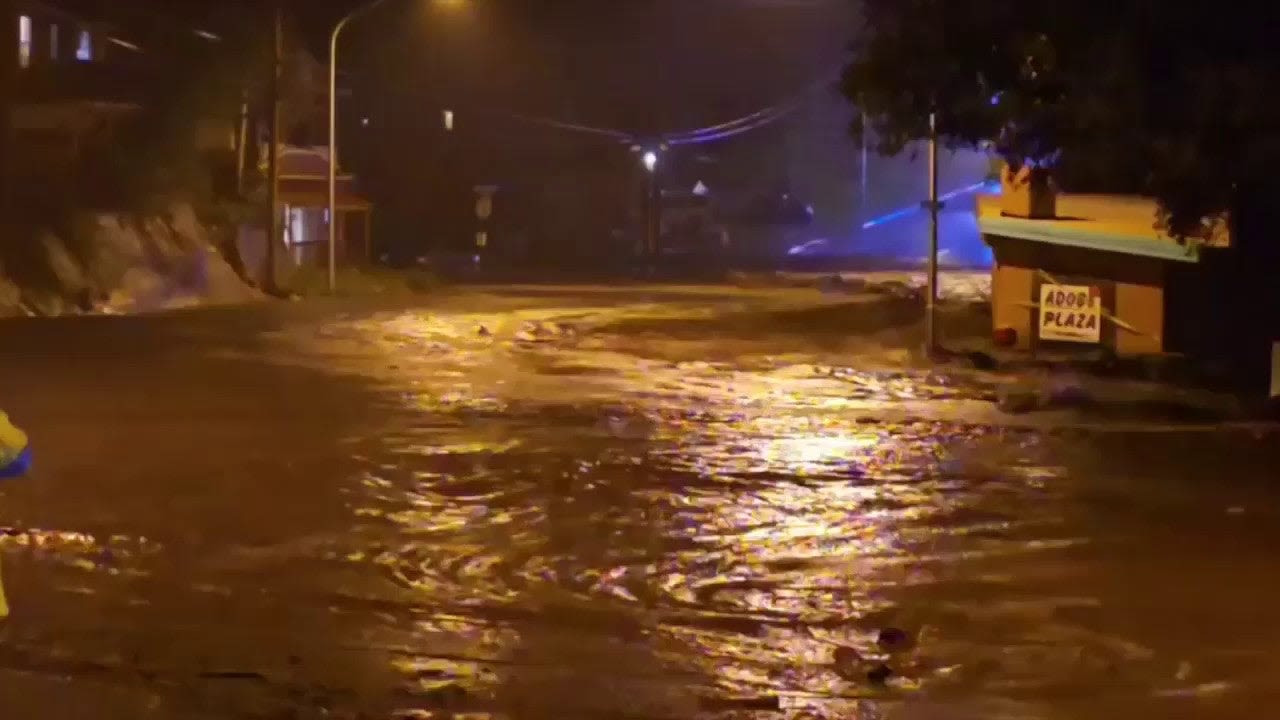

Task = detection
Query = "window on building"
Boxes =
[18,16,31,68]
[50,24,59,60]
[288,207,307,246]
[76,29,92,61]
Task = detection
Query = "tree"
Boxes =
[840,0,1280,240]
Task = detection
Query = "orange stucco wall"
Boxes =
[1115,282,1165,355]
[987,236,1168,356]
[992,263,1035,350]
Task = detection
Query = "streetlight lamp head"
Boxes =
[642,150,658,172]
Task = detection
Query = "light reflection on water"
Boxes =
[2,303,1280,717]
[8,306,1277,718]
[340,365,1106,717]
[298,310,1280,719]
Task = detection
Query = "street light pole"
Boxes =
[642,150,658,261]
[925,110,940,356]
[266,4,283,294]
[860,109,869,221]
[328,0,394,294]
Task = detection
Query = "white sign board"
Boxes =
[1039,283,1102,343]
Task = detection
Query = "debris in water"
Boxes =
[866,663,894,685]
[965,350,998,371]
[832,645,864,680]
[833,645,863,666]
[996,385,1041,414]
[420,683,468,708]
[877,627,914,652]
[1154,681,1232,698]
[699,695,780,711]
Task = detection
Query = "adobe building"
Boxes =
[274,146,374,267]
[977,164,1280,394]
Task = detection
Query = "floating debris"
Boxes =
[866,663,894,685]
[877,627,914,653]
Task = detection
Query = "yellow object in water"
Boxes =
[0,410,17,618]
[0,560,7,619]
[0,411,26,468]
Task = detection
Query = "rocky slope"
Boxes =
[0,204,260,317]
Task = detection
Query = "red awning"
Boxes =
[279,189,371,211]
[273,176,368,208]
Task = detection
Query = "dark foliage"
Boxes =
[842,0,1280,239]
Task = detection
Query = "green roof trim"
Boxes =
[979,216,1200,263]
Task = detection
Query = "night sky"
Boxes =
[49,0,853,138]
[41,0,990,262]
[329,0,861,253]
[342,0,853,135]
[56,0,854,125]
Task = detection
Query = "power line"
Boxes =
[664,100,800,146]
[508,114,633,142]
[661,69,836,145]
[505,68,835,150]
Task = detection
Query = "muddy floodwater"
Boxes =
[0,287,1277,719]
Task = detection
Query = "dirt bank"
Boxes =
[0,203,260,317]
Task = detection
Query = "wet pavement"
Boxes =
[0,286,1278,719]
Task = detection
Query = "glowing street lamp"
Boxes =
[642,150,658,173]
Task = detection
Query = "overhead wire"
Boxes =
[69,0,833,153]
[508,64,840,148]
[664,99,802,145]
[508,114,634,142]
[661,69,837,145]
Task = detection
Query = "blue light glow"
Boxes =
[861,205,921,230]
[858,201,994,266]
[860,180,999,230]
[787,238,829,256]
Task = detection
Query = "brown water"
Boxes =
[0,291,1277,719]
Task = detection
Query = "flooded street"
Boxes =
[1,286,1277,719]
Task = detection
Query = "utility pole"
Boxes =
[264,4,283,294]
[924,110,940,357]
[641,149,660,268]
[859,109,869,222]
[0,0,16,215]
[234,89,249,198]
[646,171,657,260]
